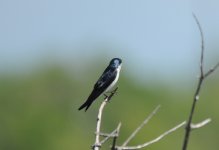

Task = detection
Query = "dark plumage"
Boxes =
[78,58,122,111]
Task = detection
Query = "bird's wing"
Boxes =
[78,66,117,111]
[94,66,117,90]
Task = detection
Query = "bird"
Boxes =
[78,58,122,111]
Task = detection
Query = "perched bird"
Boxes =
[78,58,122,111]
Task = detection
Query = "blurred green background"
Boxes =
[1,0,219,150]
[0,61,218,150]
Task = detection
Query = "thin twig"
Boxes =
[204,62,219,78]
[117,121,186,150]
[182,14,219,150]
[111,123,122,150]
[98,132,114,138]
[116,118,210,150]
[98,132,117,138]
[121,105,161,147]
[100,123,122,145]
[93,88,118,150]
[191,118,211,129]
[193,13,205,76]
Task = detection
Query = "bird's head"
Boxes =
[109,58,122,68]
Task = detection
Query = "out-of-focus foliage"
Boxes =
[0,65,218,150]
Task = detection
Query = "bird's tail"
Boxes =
[78,89,102,111]
[78,99,93,111]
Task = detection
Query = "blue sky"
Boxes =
[0,0,219,84]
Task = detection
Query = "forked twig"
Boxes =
[182,14,219,150]
[100,123,121,145]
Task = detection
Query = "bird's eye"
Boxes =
[114,60,119,64]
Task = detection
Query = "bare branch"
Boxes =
[121,105,161,147]
[98,132,114,138]
[204,62,219,78]
[182,14,219,150]
[191,118,211,129]
[98,132,117,138]
[100,123,122,145]
[115,117,210,150]
[93,88,118,150]
[117,121,186,150]
[93,99,107,149]
[193,13,205,76]
[111,123,122,150]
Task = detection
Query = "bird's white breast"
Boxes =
[105,64,122,93]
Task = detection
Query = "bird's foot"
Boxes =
[108,87,118,101]
[104,94,108,99]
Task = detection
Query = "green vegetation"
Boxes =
[0,65,218,150]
